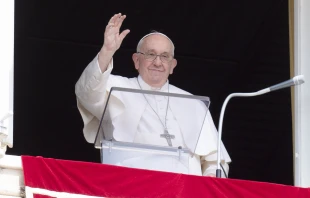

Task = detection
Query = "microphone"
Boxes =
[216,75,305,178]
[269,75,305,92]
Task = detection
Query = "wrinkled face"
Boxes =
[132,34,177,87]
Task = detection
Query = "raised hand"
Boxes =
[98,13,130,72]
[102,13,130,53]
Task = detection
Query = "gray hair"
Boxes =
[136,31,175,56]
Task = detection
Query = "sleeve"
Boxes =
[201,153,230,178]
[196,110,232,177]
[75,55,113,143]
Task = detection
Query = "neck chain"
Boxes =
[137,78,175,146]
[137,78,174,146]
[137,78,175,147]
[136,78,170,130]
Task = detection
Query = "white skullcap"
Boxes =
[136,32,175,55]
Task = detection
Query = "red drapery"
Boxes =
[22,156,310,198]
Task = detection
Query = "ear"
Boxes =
[132,53,139,70]
[169,58,177,74]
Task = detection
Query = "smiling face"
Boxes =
[132,34,177,88]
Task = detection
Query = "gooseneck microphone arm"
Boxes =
[216,75,305,178]
[215,89,270,178]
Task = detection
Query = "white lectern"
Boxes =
[94,87,210,174]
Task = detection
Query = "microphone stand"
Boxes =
[216,75,305,178]
[216,88,269,178]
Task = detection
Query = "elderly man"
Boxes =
[75,13,231,177]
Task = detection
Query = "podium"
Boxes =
[21,156,310,198]
[94,87,211,174]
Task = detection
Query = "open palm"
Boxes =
[103,13,130,53]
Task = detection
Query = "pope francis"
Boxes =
[75,13,231,177]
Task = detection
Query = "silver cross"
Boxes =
[160,129,175,147]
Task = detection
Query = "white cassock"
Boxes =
[75,55,231,176]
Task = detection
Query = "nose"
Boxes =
[153,55,162,66]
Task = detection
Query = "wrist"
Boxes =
[98,47,114,72]
[100,45,116,55]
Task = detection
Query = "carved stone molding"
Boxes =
[0,155,24,197]
[0,122,8,159]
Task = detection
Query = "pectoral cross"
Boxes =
[160,129,175,147]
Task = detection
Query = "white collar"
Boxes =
[137,76,169,91]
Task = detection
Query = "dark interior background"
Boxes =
[10,0,293,185]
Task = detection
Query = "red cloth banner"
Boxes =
[22,156,310,198]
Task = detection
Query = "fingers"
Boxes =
[119,29,130,42]
[105,13,126,34]
[105,13,119,32]
[115,15,126,28]
[108,13,120,25]
[103,13,129,51]
[107,13,124,28]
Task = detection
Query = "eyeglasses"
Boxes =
[137,52,173,63]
